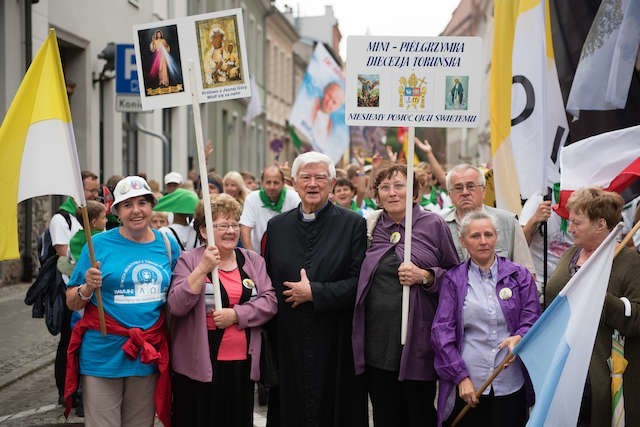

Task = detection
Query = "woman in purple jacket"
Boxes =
[432,211,540,426]
[168,194,277,427]
[352,164,459,426]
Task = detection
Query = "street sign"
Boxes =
[116,95,143,112]
[115,44,145,112]
[116,44,139,95]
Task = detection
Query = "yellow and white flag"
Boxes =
[0,29,84,260]
[490,0,521,214]
[491,0,568,213]
[511,0,568,201]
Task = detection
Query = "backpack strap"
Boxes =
[167,226,186,251]
[56,210,72,230]
[159,230,172,266]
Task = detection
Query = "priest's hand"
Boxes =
[283,268,313,308]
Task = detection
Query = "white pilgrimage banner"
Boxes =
[133,8,250,110]
[345,36,482,128]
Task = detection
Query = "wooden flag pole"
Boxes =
[188,61,222,311]
[80,206,106,336]
[615,219,640,257]
[451,353,515,427]
[401,127,416,345]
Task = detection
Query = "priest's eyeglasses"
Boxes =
[298,174,329,183]
[213,223,240,231]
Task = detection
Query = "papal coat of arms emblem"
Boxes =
[398,73,426,109]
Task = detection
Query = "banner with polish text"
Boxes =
[345,36,482,128]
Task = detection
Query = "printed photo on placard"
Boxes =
[357,74,380,107]
[196,15,244,88]
[136,25,184,97]
[133,8,251,110]
[445,75,468,110]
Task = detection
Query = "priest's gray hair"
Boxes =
[459,211,498,238]
[291,151,336,179]
[445,164,486,192]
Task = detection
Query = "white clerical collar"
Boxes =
[300,201,329,222]
[302,211,316,222]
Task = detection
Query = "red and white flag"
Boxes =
[557,124,640,218]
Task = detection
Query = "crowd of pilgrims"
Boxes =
[48,138,639,427]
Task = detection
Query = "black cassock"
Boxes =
[264,203,368,427]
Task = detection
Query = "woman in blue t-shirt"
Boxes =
[64,175,179,427]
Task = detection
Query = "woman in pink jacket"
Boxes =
[168,194,277,427]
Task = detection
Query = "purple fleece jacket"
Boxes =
[431,256,540,426]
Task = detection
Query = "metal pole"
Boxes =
[132,117,171,177]
[21,0,34,282]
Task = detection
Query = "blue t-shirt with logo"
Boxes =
[68,228,179,378]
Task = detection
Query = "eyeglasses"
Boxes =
[450,183,484,193]
[298,174,329,183]
[213,223,240,232]
[378,183,406,193]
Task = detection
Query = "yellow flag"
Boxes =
[0,29,84,260]
[490,0,522,215]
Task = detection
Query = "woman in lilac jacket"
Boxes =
[432,211,540,427]
[168,194,277,427]
[352,165,459,426]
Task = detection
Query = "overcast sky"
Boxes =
[273,1,461,58]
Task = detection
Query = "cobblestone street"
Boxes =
[0,282,268,426]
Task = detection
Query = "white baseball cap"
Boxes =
[111,176,156,215]
[164,171,184,185]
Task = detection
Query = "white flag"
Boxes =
[511,0,569,200]
[566,0,640,119]
[243,74,262,124]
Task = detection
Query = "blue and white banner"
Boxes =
[345,36,482,128]
[288,43,347,164]
[513,223,622,426]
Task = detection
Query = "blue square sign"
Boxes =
[115,44,139,95]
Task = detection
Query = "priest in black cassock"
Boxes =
[263,151,368,427]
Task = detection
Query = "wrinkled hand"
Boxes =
[283,268,313,308]
[398,262,430,287]
[458,377,478,407]
[533,200,552,223]
[212,308,238,328]
[414,137,432,153]
[498,335,522,355]
[197,246,221,274]
[85,262,102,292]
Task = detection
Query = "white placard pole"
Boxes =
[188,61,222,311]
[401,126,415,345]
